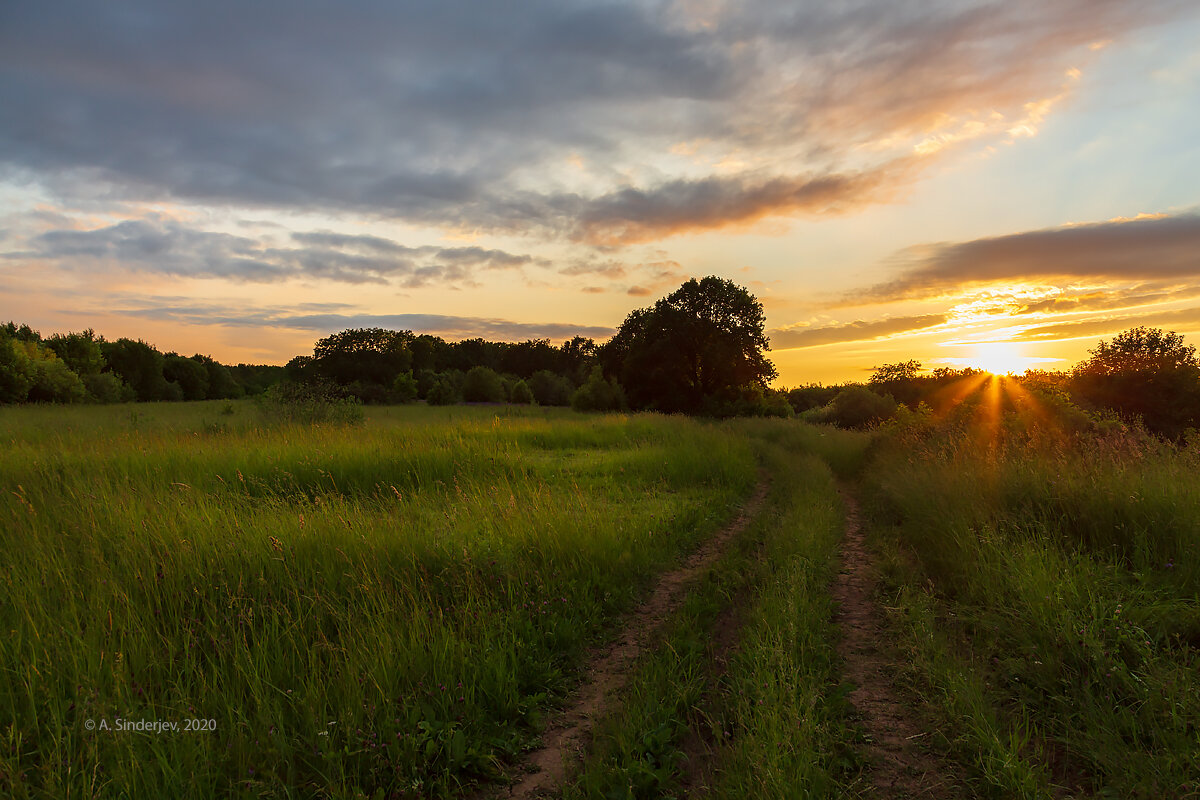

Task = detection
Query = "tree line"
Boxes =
[790,327,1200,440]
[5,279,1199,439]
[0,323,283,404]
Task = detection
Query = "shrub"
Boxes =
[528,370,574,405]
[425,377,461,406]
[816,385,897,429]
[83,372,133,403]
[509,379,535,405]
[392,372,419,403]
[256,381,364,425]
[571,367,626,412]
[462,366,506,403]
[26,352,87,403]
[761,391,794,418]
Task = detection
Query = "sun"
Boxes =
[970,341,1038,376]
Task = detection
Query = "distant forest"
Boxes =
[4,278,1199,440]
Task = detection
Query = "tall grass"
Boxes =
[864,410,1200,798]
[0,402,756,798]
[564,420,871,799]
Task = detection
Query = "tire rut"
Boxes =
[494,475,771,799]
[833,485,957,799]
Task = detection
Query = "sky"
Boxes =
[2,0,1199,384]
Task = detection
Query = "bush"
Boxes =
[26,352,86,403]
[462,366,506,403]
[425,377,461,406]
[83,372,133,403]
[571,367,626,412]
[761,391,795,418]
[785,384,838,413]
[528,370,574,405]
[392,372,419,403]
[509,379,534,405]
[256,381,364,425]
[344,379,391,405]
[816,385,897,429]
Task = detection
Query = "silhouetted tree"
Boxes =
[529,370,574,406]
[461,366,506,402]
[509,380,534,405]
[163,355,210,401]
[192,354,242,399]
[571,366,626,412]
[786,384,839,413]
[101,338,168,401]
[870,360,923,408]
[309,328,413,393]
[602,277,776,413]
[1071,327,1200,439]
[500,339,560,378]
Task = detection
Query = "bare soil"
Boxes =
[833,486,956,799]
[497,476,770,799]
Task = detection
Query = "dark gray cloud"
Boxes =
[570,162,914,244]
[860,213,1200,301]
[113,302,614,342]
[7,219,537,286]
[770,314,947,348]
[1,0,1188,242]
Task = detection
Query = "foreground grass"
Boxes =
[0,401,756,798]
[566,421,871,799]
[862,405,1200,798]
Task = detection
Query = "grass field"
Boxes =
[2,397,1197,798]
[862,400,1200,798]
[1,401,757,797]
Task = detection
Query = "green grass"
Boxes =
[5,397,1197,799]
[0,401,756,798]
[862,418,1200,798]
[564,420,870,799]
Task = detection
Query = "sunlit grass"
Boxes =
[0,401,756,798]
[863,407,1200,797]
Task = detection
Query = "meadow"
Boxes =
[2,395,1198,799]
[1,401,759,797]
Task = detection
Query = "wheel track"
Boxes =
[493,474,771,799]
[833,485,956,799]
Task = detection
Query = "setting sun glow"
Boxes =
[969,342,1040,375]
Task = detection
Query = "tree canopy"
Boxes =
[1071,326,1200,439]
[602,277,776,413]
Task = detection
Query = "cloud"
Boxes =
[111,302,615,342]
[860,213,1200,301]
[5,219,537,286]
[569,161,915,244]
[1,0,1189,242]
[1009,306,1200,342]
[1010,284,1200,316]
[770,313,947,348]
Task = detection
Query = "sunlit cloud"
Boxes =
[770,313,947,349]
[1007,306,1200,342]
[857,212,1200,303]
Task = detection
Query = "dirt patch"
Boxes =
[496,475,770,799]
[833,486,956,799]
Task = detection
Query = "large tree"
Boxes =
[1071,326,1200,439]
[101,338,168,401]
[602,277,776,413]
[309,328,413,388]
